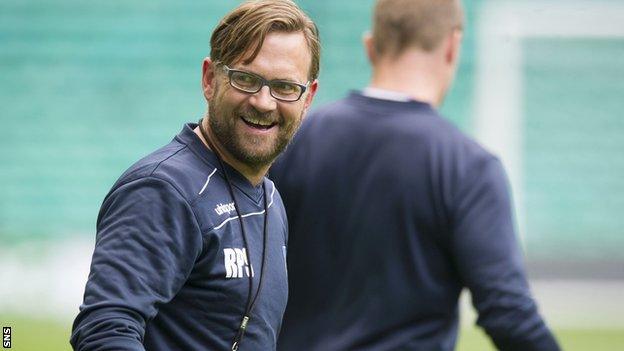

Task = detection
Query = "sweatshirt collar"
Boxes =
[176,122,265,203]
[361,87,413,102]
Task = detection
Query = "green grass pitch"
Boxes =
[3,315,623,350]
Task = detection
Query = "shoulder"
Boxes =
[100,137,228,230]
[265,178,288,243]
[266,179,286,221]
[109,139,217,205]
[298,92,464,142]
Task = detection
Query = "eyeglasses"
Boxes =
[222,65,309,102]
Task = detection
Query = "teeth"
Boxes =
[242,116,273,126]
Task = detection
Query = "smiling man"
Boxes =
[70,1,319,350]
[199,28,317,184]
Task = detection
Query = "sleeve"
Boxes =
[70,177,203,351]
[449,157,561,351]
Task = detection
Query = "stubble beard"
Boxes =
[207,92,303,170]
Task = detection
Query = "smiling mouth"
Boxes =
[240,115,277,130]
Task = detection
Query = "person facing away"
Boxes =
[270,0,560,350]
[70,1,319,350]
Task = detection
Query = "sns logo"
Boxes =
[3,327,10,349]
[223,248,255,279]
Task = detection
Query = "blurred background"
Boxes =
[1,0,623,349]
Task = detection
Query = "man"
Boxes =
[271,0,560,350]
[71,1,318,350]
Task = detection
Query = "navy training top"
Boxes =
[271,92,560,351]
[71,123,289,351]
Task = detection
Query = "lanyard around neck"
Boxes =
[198,120,269,351]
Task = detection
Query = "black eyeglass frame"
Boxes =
[222,65,309,102]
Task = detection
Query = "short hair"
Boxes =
[210,0,320,80]
[372,0,463,56]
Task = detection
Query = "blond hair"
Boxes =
[372,0,463,56]
[210,0,320,80]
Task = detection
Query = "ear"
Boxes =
[302,79,319,114]
[445,29,463,67]
[202,57,217,101]
[363,31,377,65]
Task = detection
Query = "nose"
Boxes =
[248,86,277,113]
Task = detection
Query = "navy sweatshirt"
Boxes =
[71,123,289,351]
[271,92,560,351]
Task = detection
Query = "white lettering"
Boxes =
[223,248,237,278]
[214,202,236,216]
[234,248,245,278]
[242,248,254,277]
[2,327,10,348]
[224,248,254,278]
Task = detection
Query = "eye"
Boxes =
[271,81,299,95]
[232,71,259,89]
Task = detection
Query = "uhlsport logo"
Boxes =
[223,248,254,278]
[214,202,236,216]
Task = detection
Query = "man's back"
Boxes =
[272,92,558,351]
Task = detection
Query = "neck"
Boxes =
[194,122,268,187]
[369,50,446,108]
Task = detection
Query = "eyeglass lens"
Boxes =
[229,71,303,101]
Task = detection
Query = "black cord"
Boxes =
[198,120,269,351]
[249,182,269,312]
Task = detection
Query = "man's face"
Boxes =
[203,31,317,169]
